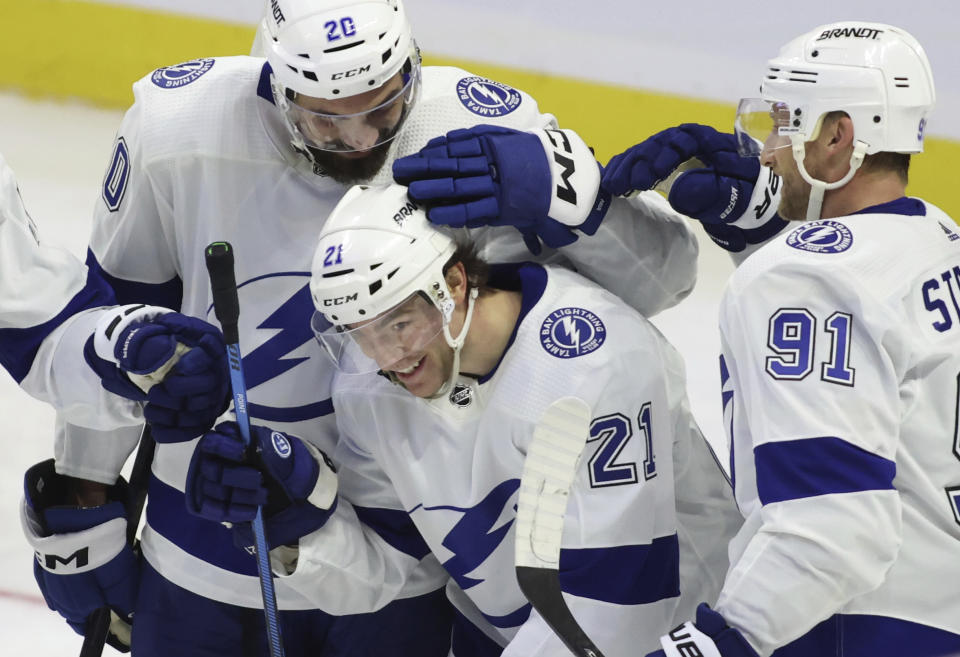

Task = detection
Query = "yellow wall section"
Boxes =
[1,0,957,219]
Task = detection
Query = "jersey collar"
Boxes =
[851,196,926,217]
[476,262,548,384]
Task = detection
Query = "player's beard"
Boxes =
[308,140,393,185]
[776,146,827,222]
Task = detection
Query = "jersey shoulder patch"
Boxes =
[454,75,523,118]
[785,220,854,254]
[150,58,216,89]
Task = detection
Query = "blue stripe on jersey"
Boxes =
[558,533,680,605]
[852,196,926,217]
[0,264,116,383]
[147,474,258,574]
[86,249,184,310]
[481,603,531,629]
[754,436,896,505]
[248,399,334,423]
[773,613,960,657]
[451,608,506,657]
[257,62,275,104]
[354,506,431,561]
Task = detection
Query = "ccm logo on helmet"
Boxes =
[816,27,884,41]
[332,65,372,80]
[324,293,359,306]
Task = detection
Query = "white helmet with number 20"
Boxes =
[261,0,422,153]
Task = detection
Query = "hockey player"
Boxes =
[24,0,755,653]
[609,22,960,657]
[184,183,743,656]
[2,150,232,651]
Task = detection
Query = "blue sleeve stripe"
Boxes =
[0,263,116,383]
[754,436,896,505]
[558,533,679,605]
[146,474,259,574]
[86,249,183,310]
[354,505,431,561]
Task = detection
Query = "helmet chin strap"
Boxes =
[431,287,479,399]
[790,134,868,221]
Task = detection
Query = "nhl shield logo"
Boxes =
[456,77,522,117]
[449,382,473,408]
[151,59,216,89]
[786,220,853,254]
[539,308,606,359]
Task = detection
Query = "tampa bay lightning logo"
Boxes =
[540,308,606,359]
[456,77,522,117]
[423,479,520,590]
[271,431,292,458]
[786,220,853,254]
[151,59,215,89]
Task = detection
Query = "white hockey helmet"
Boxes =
[310,184,477,378]
[734,22,935,219]
[261,0,422,153]
[736,22,935,156]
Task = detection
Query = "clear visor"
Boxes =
[311,292,444,374]
[284,69,420,154]
[734,97,799,157]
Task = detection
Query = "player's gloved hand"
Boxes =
[185,422,339,550]
[602,123,787,252]
[84,304,231,442]
[21,459,139,653]
[646,603,760,657]
[393,124,611,255]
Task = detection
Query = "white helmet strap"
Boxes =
[790,134,868,221]
[433,287,479,399]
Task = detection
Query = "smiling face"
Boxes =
[347,263,468,399]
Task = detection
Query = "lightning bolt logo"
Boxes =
[424,479,520,590]
[242,283,314,389]
[559,315,583,352]
[469,82,510,110]
[457,77,521,117]
[800,226,838,244]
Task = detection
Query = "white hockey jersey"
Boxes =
[0,152,142,435]
[277,263,741,656]
[82,56,699,609]
[715,198,960,656]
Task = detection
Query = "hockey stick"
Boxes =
[515,396,607,657]
[205,241,285,657]
[79,424,156,657]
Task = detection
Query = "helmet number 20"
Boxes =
[325,17,357,42]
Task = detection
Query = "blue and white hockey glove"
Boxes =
[602,123,786,252]
[393,124,611,255]
[84,304,231,443]
[185,422,339,551]
[646,604,760,657]
[21,459,139,652]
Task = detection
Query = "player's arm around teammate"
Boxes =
[185,184,741,655]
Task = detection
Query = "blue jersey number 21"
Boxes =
[587,404,655,488]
